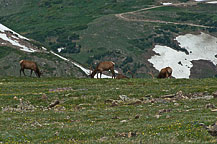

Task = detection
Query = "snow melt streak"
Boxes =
[0,33,36,52]
[0,24,29,40]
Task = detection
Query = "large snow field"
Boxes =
[148,32,217,79]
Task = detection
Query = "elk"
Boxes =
[116,73,129,79]
[116,70,134,79]
[89,61,115,78]
[157,67,172,78]
[148,67,173,79]
[19,60,42,78]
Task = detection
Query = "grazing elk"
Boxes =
[157,67,173,79]
[116,70,134,79]
[148,67,173,79]
[116,73,129,79]
[20,60,42,78]
[89,61,115,78]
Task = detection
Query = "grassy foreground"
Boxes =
[0,77,217,143]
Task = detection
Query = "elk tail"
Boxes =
[19,60,24,64]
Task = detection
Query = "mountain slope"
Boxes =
[1,0,217,78]
[0,23,114,78]
[0,24,88,77]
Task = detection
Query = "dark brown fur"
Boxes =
[90,61,115,78]
[157,67,173,79]
[20,60,42,78]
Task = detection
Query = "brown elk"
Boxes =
[157,67,172,79]
[20,60,42,78]
[116,73,129,79]
[89,61,115,78]
[116,70,134,79]
[148,67,173,79]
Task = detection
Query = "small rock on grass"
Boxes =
[48,100,60,108]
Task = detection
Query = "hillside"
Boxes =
[0,0,217,78]
[1,77,217,143]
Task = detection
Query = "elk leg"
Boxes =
[34,70,38,77]
[20,69,22,77]
[21,69,26,76]
[100,72,102,78]
[35,71,40,78]
[111,69,115,79]
[166,73,169,78]
[30,70,33,77]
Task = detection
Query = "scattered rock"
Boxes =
[192,95,214,100]
[207,121,217,136]
[49,87,73,92]
[120,120,127,123]
[127,131,137,138]
[205,103,216,109]
[174,103,180,106]
[212,91,217,98]
[199,123,208,129]
[158,109,172,115]
[166,115,171,119]
[155,115,161,119]
[41,93,48,100]
[176,91,183,97]
[128,101,142,105]
[112,116,119,119]
[49,100,60,108]
[105,99,113,103]
[119,95,130,101]
[111,101,118,107]
[135,115,140,119]
[74,105,83,111]
[99,136,108,142]
[54,105,66,112]
[211,109,217,112]
[115,131,137,138]
[2,99,36,112]
[161,94,176,99]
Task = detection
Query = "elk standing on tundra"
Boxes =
[148,67,173,79]
[89,61,115,78]
[157,67,173,79]
[116,70,134,79]
[115,73,129,79]
[20,60,42,78]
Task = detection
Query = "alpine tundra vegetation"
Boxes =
[1,0,217,143]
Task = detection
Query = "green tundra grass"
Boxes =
[0,77,217,143]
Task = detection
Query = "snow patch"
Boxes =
[148,32,217,79]
[0,33,36,52]
[50,51,113,78]
[57,47,65,52]
[0,24,29,40]
[195,0,207,1]
[0,23,115,78]
[162,3,172,5]
[207,1,217,4]
[42,47,47,50]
